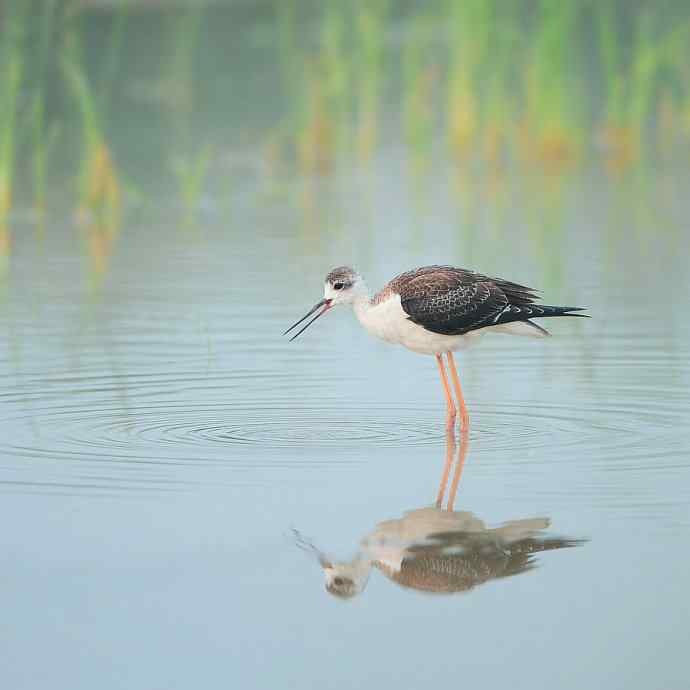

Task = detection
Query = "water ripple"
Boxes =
[0,391,685,461]
[1,339,688,497]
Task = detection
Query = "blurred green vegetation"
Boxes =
[0,0,689,228]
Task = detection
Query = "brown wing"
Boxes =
[384,265,541,336]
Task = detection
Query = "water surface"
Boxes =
[1,164,689,690]
[1,3,690,687]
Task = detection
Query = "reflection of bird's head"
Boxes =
[292,528,371,600]
[326,575,357,599]
[324,561,371,600]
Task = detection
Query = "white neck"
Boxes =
[351,282,373,323]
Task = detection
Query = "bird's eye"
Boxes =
[333,282,344,290]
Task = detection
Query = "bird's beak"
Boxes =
[283,298,333,341]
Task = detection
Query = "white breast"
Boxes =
[354,293,483,355]
[355,294,408,344]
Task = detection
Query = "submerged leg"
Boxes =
[435,427,456,508]
[446,352,469,432]
[435,354,456,430]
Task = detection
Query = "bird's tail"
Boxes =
[533,305,589,318]
[495,304,588,337]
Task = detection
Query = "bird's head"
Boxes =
[283,266,365,341]
[323,266,364,306]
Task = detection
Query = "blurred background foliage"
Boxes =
[0,0,689,232]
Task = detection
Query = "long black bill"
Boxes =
[283,298,332,341]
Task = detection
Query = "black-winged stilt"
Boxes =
[284,265,587,430]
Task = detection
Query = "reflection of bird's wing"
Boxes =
[497,536,586,578]
[361,508,487,573]
[368,512,585,594]
[363,508,486,548]
[491,517,550,543]
[377,544,510,594]
[379,535,585,594]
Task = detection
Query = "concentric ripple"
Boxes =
[0,387,685,462]
[1,300,689,499]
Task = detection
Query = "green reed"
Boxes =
[62,24,120,225]
[630,11,690,156]
[0,0,689,229]
[523,0,584,167]
[165,6,211,215]
[321,3,350,153]
[297,2,352,173]
[452,0,518,169]
[276,0,298,89]
[596,1,625,129]
[171,145,211,225]
[0,0,26,226]
[623,13,657,165]
[167,6,203,130]
[446,0,488,163]
[402,14,436,170]
[594,4,690,169]
[273,0,690,177]
[658,21,690,155]
[478,4,516,169]
[354,0,387,162]
[31,0,59,215]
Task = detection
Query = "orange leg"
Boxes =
[435,427,456,508]
[446,352,469,432]
[436,354,456,430]
[447,430,469,511]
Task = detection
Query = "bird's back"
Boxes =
[374,265,585,337]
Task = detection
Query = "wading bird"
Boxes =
[284,265,586,430]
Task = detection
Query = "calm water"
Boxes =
[2,4,690,687]
[1,162,689,689]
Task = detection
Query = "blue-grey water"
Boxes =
[2,162,689,690]
[2,2,690,687]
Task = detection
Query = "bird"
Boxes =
[284,265,587,430]
[294,510,583,599]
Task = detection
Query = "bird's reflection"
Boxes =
[294,431,585,599]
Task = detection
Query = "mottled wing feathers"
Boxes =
[404,281,508,335]
[380,265,583,336]
[386,266,531,336]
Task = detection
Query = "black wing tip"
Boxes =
[562,307,590,317]
[541,306,590,317]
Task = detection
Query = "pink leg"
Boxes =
[446,352,470,433]
[436,354,457,430]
